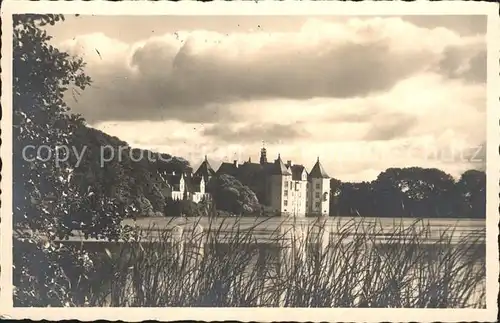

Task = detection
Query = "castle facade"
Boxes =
[161,148,331,217]
[216,147,331,217]
[159,157,214,204]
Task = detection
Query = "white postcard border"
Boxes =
[1,1,499,322]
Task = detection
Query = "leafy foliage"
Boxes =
[164,197,203,217]
[12,14,196,305]
[71,126,191,217]
[455,170,486,218]
[330,167,486,219]
[207,174,261,215]
[13,14,96,306]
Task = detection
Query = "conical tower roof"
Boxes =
[309,157,329,178]
[194,155,216,179]
[270,154,292,176]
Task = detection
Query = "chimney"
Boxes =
[233,160,238,168]
[287,160,292,167]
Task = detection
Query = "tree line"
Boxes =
[163,167,486,219]
[329,168,485,219]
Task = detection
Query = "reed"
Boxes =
[65,216,486,308]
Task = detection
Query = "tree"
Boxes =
[335,181,374,217]
[71,127,192,217]
[371,167,456,218]
[207,174,261,215]
[330,167,479,219]
[329,178,342,216]
[455,170,486,218]
[12,14,132,306]
[163,197,203,217]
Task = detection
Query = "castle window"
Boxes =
[295,182,299,190]
[315,202,320,208]
[315,192,320,198]
[315,183,320,189]
[285,181,288,188]
[284,190,288,197]
[284,200,288,206]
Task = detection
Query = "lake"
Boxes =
[60,216,486,307]
[65,216,486,245]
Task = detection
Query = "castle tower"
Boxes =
[259,142,268,165]
[308,157,330,216]
[269,154,292,216]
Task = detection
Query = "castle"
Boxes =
[158,161,212,204]
[162,147,331,217]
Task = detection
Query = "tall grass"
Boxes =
[68,216,486,308]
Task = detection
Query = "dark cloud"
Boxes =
[439,45,486,83]
[203,123,309,144]
[48,15,486,44]
[63,17,486,124]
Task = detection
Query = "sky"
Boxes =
[45,15,487,182]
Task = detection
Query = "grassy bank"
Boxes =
[56,217,485,308]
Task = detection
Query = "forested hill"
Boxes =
[70,125,192,217]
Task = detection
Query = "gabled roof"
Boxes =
[217,162,238,176]
[270,155,292,176]
[291,164,307,180]
[239,162,263,174]
[194,156,216,179]
[309,158,330,179]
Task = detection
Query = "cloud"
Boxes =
[52,16,486,182]
[203,122,310,144]
[438,39,486,83]
[363,113,418,141]
[58,17,485,124]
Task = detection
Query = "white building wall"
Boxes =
[191,193,202,203]
[163,174,211,203]
[171,191,184,200]
[179,177,185,192]
[191,178,207,203]
[290,179,307,217]
[309,178,324,215]
[162,184,183,201]
[307,178,330,215]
